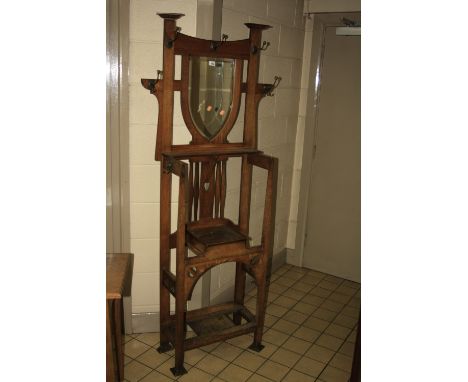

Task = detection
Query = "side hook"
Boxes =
[210,34,228,50]
[264,76,282,96]
[251,40,270,54]
[165,27,181,48]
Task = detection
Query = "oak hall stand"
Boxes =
[141,13,280,376]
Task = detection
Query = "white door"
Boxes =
[303,25,361,282]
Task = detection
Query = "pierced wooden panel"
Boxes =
[188,158,228,221]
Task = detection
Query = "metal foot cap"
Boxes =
[170,366,188,376]
[249,342,265,352]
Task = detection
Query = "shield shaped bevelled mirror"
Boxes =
[188,57,235,140]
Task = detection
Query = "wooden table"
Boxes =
[107,253,134,382]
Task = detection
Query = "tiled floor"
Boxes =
[123,264,360,382]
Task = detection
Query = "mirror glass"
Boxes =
[189,57,235,139]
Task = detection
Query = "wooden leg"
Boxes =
[113,299,124,381]
[106,300,116,382]
[171,274,187,376]
[249,272,269,352]
[233,262,246,325]
[158,171,173,354]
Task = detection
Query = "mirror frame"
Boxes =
[180,55,243,144]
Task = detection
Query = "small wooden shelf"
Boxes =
[162,303,256,351]
[187,219,248,252]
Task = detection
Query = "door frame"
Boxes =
[106,0,131,332]
[294,13,360,268]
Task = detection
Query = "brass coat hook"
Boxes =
[251,41,270,54]
[210,34,228,50]
[165,27,181,48]
[264,76,282,96]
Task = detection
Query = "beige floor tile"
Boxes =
[315,334,343,352]
[245,298,257,311]
[267,292,280,304]
[341,306,360,319]
[247,341,278,359]
[137,348,170,369]
[301,294,325,306]
[338,341,355,357]
[333,313,357,329]
[305,344,335,364]
[274,295,298,309]
[269,283,288,294]
[272,318,299,334]
[293,326,321,343]
[256,360,289,381]
[327,293,351,305]
[124,334,135,343]
[233,350,266,372]
[246,373,274,382]
[283,270,304,281]
[270,348,301,367]
[264,313,280,328]
[323,275,343,284]
[275,276,293,287]
[283,369,317,382]
[317,280,339,291]
[324,324,352,340]
[291,281,315,293]
[124,360,152,382]
[262,328,289,346]
[347,297,360,308]
[218,364,253,382]
[283,309,308,324]
[311,308,337,322]
[135,332,160,346]
[139,370,173,382]
[282,288,307,301]
[303,316,329,332]
[125,355,133,365]
[178,367,213,382]
[184,348,207,366]
[347,329,357,344]
[195,354,229,376]
[124,339,151,358]
[310,287,332,298]
[320,300,344,313]
[293,301,319,315]
[200,342,220,353]
[266,303,288,318]
[319,365,350,382]
[342,280,360,289]
[212,342,243,362]
[329,353,353,373]
[282,336,312,355]
[294,356,326,378]
[307,270,327,279]
[301,274,322,286]
[227,334,254,349]
[334,285,357,296]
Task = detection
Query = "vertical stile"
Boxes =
[188,161,194,221]
[194,162,199,220]
[220,160,227,218]
[215,161,221,217]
